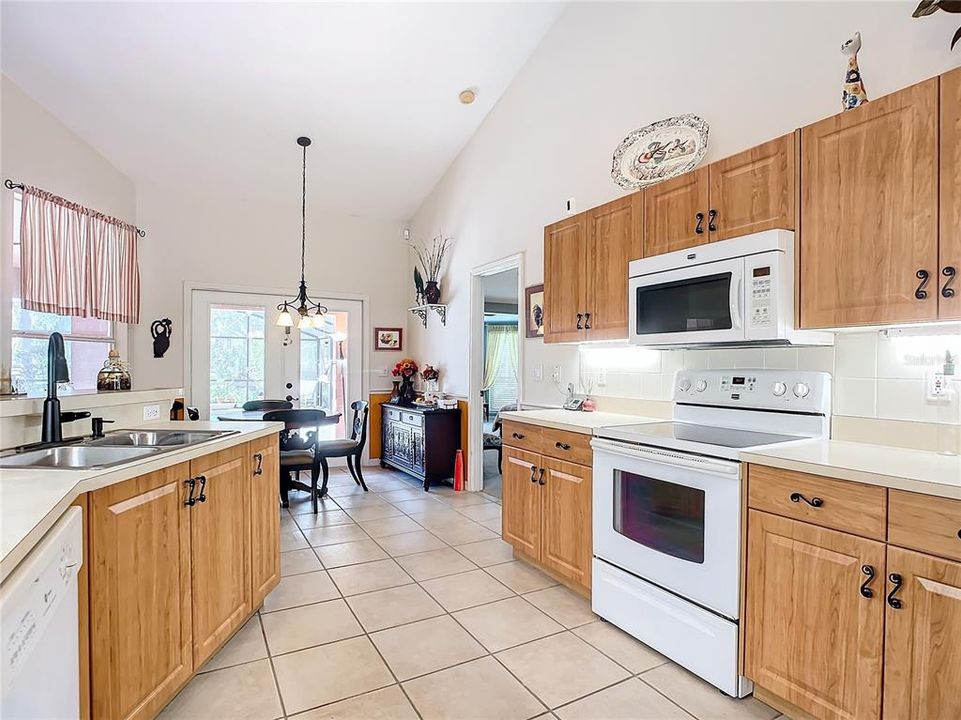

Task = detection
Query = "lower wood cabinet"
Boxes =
[745,510,885,720]
[502,434,592,594]
[89,463,194,720]
[88,437,279,720]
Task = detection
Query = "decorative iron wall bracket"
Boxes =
[408,304,447,328]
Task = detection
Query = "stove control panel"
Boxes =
[674,369,831,414]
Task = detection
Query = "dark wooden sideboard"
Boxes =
[379,403,461,490]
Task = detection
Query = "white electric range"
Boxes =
[590,369,831,698]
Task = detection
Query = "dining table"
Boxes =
[216,409,343,424]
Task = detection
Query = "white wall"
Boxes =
[407,2,960,414]
[132,182,411,395]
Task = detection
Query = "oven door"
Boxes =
[629,257,745,346]
[591,438,742,619]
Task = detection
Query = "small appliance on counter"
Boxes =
[96,349,131,391]
[590,368,831,697]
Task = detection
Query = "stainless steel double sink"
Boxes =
[0,429,239,470]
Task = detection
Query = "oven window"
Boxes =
[613,470,705,563]
[635,272,732,335]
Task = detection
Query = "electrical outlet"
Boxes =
[597,368,607,386]
[551,364,562,384]
[533,365,543,382]
[143,404,161,421]
[927,372,948,401]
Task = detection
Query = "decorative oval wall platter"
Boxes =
[611,114,710,189]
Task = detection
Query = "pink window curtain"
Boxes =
[19,186,141,324]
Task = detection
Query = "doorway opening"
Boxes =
[479,267,520,500]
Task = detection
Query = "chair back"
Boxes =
[243,399,293,411]
[263,409,328,451]
[348,401,370,451]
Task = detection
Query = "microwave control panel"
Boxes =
[749,266,773,327]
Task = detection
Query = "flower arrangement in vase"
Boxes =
[391,358,419,406]
[410,235,452,305]
[421,364,440,401]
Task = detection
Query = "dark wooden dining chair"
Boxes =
[263,409,328,512]
[314,401,370,492]
[243,399,293,411]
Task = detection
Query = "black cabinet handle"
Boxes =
[253,452,264,476]
[196,475,208,503]
[529,465,537,484]
[184,478,197,507]
[790,492,824,508]
[915,269,930,300]
[887,573,903,609]
[576,313,584,330]
[708,209,717,232]
[957,529,961,540]
[512,432,525,440]
[555,441,571,451]
[942,266,957,298]
[538,468,546,485]
[285,394,299,402]
[860,564,876,599]
[695,212,705,235]
[584,312,592,330]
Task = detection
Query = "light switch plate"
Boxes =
[533,365,543,382]
[143,404,161,421]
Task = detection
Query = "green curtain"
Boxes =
[483,324,518,391]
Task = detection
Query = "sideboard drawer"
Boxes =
[385,407,402,423]
[748,464,887,540]
[401,411,423,428]
[541,427,592,466]
[502,421,543,453]
[888,490,961,562]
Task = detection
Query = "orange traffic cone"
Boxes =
[453,449,464,492]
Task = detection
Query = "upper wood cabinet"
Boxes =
[89,463,194,720]
[883,546,961,720]
[502,446,542,559]
[544,213,588,343]
[585,194,642,341]
[539,456,592,590]
[745,510,885,720]
[642,167,709,256]
[799,79,939,328]
[189,446,251,667]
[708,134,796,241]
[250,435,281,607]
[940,66,961,320]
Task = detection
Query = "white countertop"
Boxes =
[742,440,961,500]
[0,420,282,584]
[499,408,663,435]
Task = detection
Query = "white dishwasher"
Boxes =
[1,507,83,720]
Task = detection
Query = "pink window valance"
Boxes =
[19,185,141,324]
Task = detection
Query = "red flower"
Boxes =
[392,358,419,378]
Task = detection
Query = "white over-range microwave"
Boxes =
[628,230,833,348]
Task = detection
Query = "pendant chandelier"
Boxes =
[276,136,328,331]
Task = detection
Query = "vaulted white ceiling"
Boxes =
[1,2,563,219]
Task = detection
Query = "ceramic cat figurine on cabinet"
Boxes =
[841,32,869,111]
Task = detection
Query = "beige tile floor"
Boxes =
[160,466,790,720]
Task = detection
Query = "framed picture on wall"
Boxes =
[374,327,403,351]
[525,284,545,339]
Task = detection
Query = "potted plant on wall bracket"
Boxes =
[409,235,452,328]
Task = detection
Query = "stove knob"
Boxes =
[793,382,810,398]
[772,382,787,397]
[678,378,692,392]
[694,379,708,393]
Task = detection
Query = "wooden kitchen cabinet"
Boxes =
[188,446,251,667]
[502,425,593,595]
[540,456,592,589]
[745,510,885,720]
[502,446,542,560]
[585,194,642,341]
[89,463,194,720]
[882,546,961,720]
[940,66,961,320]
[708,134,796,241]
[642,166,709,256]
[249,435,281,607]
[544,213,588,342]
[799,78,939,328]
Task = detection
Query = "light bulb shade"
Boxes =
[276,309,294,327]
[312,314,329,329]
[297,314,312,329]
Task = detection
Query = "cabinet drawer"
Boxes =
[502,421,543,453]
[748,464,887,540]
[401,411,423,428]
[888,490,961,562]
[541,427,592,466]
[385,407,402,423]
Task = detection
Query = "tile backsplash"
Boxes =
[579,331,961,427]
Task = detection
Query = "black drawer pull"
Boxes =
[887,573,903,609]
[253,452,264,476]
[584,312,592,330]
[555,441,571,451]
[537,468,546,485]
[695,212,705,235]
[529,465,538,484]
[942,266,957,298]
[790,492,823,508]
[915,269,930,300]
[184,477,197,507]
[512,432,525,440]
[707,208,717,232]
[860,564,876,599]
[576,313,584,330]
[196,475,208,503]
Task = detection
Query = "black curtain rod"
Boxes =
[4,178,147,237]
